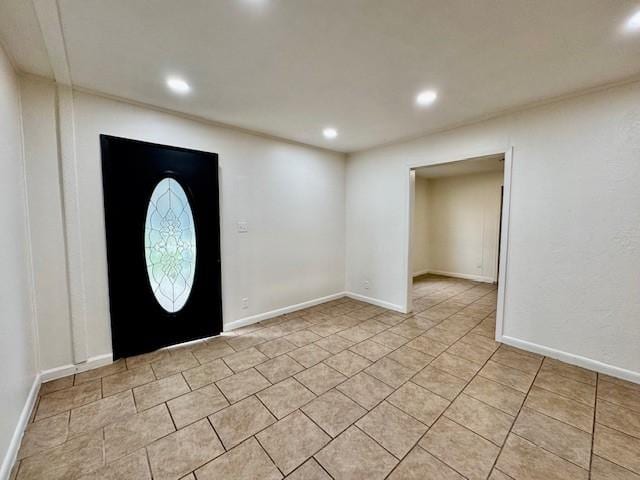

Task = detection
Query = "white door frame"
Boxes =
[403,147,513,341]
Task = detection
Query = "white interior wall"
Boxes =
[0,47,38,478]
[346,80,640,380]
[411,176,430,275]
[414,171,503,282]
[20,76,73,369]
[19,78,346,372]
[12,52,640,391]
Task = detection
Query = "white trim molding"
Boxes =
[223,290,408,332]
[40,353,113,383]
[224,292,347,332]
[0,374,40,480]
[345,292,406,314]
[403,147,514,321]
[56,84,89,364]
[494,147,513,340]
[500,335,640,385]
[34,0,90,363]
[412,268,430,277]
[421,270,495,284]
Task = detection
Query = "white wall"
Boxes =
[411,176,430,275]
[20,76,73,369]
[413,171,503,282]
[346,80,640,379]
[0,47,37,477]
[20,79,346,370]
[16,66,640,385]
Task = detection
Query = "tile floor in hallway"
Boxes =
[11,274,640,479]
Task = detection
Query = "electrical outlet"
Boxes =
[364,280,370,290]
[241,297,249,309]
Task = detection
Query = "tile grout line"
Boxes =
[591,415,640,440]
[250,412,289,477]
[160,282,485,477]
[446,372,527,418]
[384,318,504,479]
[307,283,495,478]
[487,353,546,477]
[164,422,231,480]
[164,398,179,432]
[516,399,591,434]
[588,377,640,477]
[588,449,640,478]
[354,282,498,477]
[34,278,629,479]
[101,426,106,472]
[529,379,597,407]
[415,336,502,448]
[352,423,411,466]
[143,446,154,479]
[507,431,594,473]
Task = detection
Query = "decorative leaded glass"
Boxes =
[144,177,196,313]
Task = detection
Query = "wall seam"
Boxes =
[55,84,88,363]
[342,153,349,293]
[16,69,41,375]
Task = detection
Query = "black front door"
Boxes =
[101,135,222,359]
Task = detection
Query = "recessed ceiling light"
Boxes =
[416,89,438,107]
[166,77,191,94]
[323,127,338,139]
[624,10,640,32]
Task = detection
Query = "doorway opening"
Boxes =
[405,150,512,340]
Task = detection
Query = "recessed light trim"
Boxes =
[624,10,640,32]
[166,76,191,95]
[416,89,438,107]
[323,127,338,139]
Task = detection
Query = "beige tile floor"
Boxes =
[10,274,640,479]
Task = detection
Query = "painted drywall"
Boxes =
[19,79,346,368]
[20,76,73,369]
[346,80,640,377]
[411,176,430,275]
[413,171,503,282]
[0,46,37,476]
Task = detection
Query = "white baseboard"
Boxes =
[412,268,430,277]
[224,292,347,332]
[345,291,406,314]
[425,269,495,284]
[42,293,350,377]
[0,373,40,480]
[40,353,113,383]
[500,335,640,385]
[6,304,638,480]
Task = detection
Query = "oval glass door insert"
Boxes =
[144,177,196,312]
